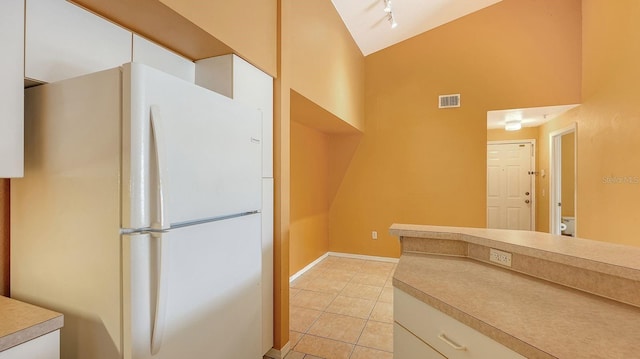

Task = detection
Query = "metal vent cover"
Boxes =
[439,94,460,108]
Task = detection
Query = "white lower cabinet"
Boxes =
[394,288,525,359]
[395,323,446,359]
[0,330,60,359]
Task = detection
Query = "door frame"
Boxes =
[549,123,577,236]
[487,139,537,230]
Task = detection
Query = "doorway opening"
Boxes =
[487,140,536,230]
[549,124,577,236]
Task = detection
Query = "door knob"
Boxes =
[525,199,530,204]
[525,192,530,196]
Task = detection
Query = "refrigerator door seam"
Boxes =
[120,210,260,235]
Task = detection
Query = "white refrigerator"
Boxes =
[11,63,263,359]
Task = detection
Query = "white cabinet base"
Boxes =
[394,288,525,359]
[0,330,60,359]
[394,323,446,359]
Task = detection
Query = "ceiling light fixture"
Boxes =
[383,0,392,13]
[383,0,398,29]
[505,119,522,131]
[389,13,398,29]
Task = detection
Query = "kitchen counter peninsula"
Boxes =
[390,224,640,359]
[0,295,63,353]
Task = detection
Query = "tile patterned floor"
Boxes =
[283,255,396,359]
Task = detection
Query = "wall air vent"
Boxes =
[439,94,461,108]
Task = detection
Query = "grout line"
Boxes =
[291,257,395,358]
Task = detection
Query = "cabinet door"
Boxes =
[25,0,132,83]
[195,55,274,178]
[395,289,526,359]
[0,0,24,177]
[394,323,446,359]
[0,330,60,359]
[232,56,274,178]
[132,34,195,83]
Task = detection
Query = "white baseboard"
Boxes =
[264,342,290,359]
[327,251,400,263]
[289,251,399,283]
[289,253,328,283]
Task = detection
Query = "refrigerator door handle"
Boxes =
[150,105,170,230]
[151,232,169,355]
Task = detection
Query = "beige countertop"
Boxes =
[0,296,63,352]
[390,224,640,359]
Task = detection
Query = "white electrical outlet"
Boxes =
[372,231,378,240]
[489,248,512,267]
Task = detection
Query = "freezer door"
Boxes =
[123,214,262,359]
[122,62,262,230]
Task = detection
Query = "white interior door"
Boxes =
[487,143,534,230]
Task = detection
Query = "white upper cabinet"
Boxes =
[25,0,132,83]
[195,55,274,178]
[132,35,195,83]
[0,0,24,177]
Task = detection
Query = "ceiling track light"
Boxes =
[383,0,398,29]
[388,13,398,29]
[383,0,392,13]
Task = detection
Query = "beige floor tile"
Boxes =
[291,275,315,289]
[299,277,349,294]
[283,351,305,359]
[290,330,304,348]
[351,272,388,287]
[360,261,396,276]
[314,256,342,270]
[357,321,393,352]
[322,268,357,282]
[340,282,383,301]
[370,301,393,323]
[295,334,354,359]
[329,257,367,271]
[302,267,328,279]
[291,289,336,311]
[350,345,393,359]
[304,356,324,359]
[378,287,393,304]
[290,288,302,299]
[384,278,393,288]
[325,295,375,319]
[307,312,366,344]
[290,306,322,332]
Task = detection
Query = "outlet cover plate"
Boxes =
[489,248,512,267]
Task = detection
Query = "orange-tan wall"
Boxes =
[536,0,640,246]
[275,0,365,349]
[0,180,8,296]
[289,0,365,131]
[158,0,277,76]
[328,0,582,257]
[290,121,330,274]
[285,0,365,276]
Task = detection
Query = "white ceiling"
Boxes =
[331,0,503,56]
[487,105,580,130]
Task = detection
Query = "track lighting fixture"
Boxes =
[389,13,398,28]
[383,0,398,28]
[383,0,392,13]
